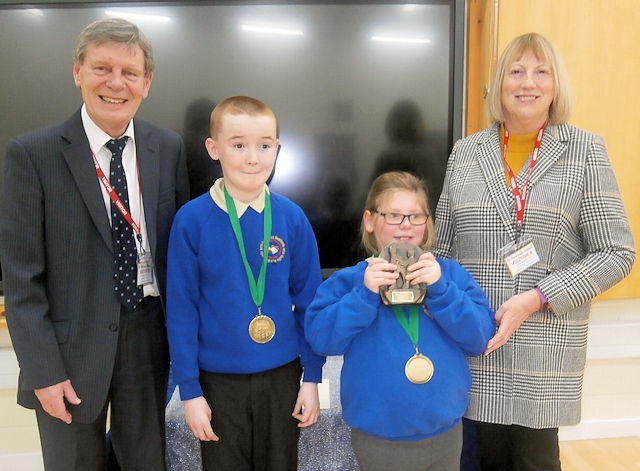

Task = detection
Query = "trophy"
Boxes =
[378,242,427,305]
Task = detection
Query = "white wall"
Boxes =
[559,299,640,440]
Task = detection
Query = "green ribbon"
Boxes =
[392,305,420,347]
[224,187,272,309]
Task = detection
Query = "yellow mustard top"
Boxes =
[500,125,539,184]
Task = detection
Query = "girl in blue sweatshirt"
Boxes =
[305,171,495,471]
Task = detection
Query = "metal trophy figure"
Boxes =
[378,241,427,305]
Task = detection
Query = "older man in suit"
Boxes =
[0,18,189,470]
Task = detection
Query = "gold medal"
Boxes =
[248,314,276,344]
[405,353,434,384]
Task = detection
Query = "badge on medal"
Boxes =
[248,310,276,344]
[378,242,427,305]
[405,351,434,384]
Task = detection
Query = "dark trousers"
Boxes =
[36,299,169,471]
[472,420,562,471]
[199,359,303,471]
[461,417,481,471]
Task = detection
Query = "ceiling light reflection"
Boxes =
[241,24,303,36]
[371,35,431,44]
[105,10,172,23]
[403,5,419,13]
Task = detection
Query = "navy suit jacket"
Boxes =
[0,109,190,422]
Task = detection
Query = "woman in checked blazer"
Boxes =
[435,33,635,470]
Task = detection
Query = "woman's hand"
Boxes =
[484,289,541,355]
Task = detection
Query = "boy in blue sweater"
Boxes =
[167,96,325,470]
[305,171,495,471]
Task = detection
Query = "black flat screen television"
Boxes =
[0,0,465,273]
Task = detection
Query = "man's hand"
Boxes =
[34,379,81,424]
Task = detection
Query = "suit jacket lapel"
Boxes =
[474,123,570,242]
[61,111,114,254]
[476,123,518,240]
[529,123,569,184]
[135,121,159,259]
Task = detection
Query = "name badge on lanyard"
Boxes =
[137,249,154,286]
[498,236,540,277]
[498,124,544,277]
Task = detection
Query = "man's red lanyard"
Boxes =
[502,125,545,238]
[92,152,142,241]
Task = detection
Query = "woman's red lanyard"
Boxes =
[502,124,545,240]
[91,152,142,242]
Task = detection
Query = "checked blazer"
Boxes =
[435,122,635,428]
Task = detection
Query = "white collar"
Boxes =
[210,178,269,217]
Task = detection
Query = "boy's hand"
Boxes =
[183,396,219,441]
[406,252,441,286]
[292,382,320,428]
[364,257,399,293]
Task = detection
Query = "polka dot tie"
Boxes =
[106,137,143,309]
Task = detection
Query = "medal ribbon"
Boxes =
[502,124,545,239]
[392,305,420,347]
[224,187,272,310]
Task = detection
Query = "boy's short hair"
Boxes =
[73,17,154,77]
[210,96,277,138]
[361,171,436,254]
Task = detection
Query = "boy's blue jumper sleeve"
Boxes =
[166,206,205,401]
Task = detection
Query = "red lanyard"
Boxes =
[92,152,141,237]
[502,125,545,235]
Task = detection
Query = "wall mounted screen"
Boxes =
[0,1,463,272]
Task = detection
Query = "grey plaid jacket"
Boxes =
[435,122,635,428]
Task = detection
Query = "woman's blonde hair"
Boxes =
[487,32,573,125]
[361,171,435,254]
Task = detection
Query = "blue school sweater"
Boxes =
[305,259,495,441]
[167,189,325,401]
